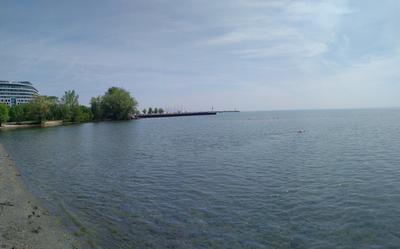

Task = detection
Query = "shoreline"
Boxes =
[0,143,81,249]
[0,120,64,130]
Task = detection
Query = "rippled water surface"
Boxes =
[2,110,400,249]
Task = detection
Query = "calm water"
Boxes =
[1,110,400,249]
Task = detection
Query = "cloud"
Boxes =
[200,26,300,46]
[283,54,400,109]
[0,0,399,110]
[231,41,327,59]
[199,0,353,64]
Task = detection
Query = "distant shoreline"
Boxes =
[0,143,81,249]
[0,112,224,130]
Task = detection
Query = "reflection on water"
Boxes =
[2,110,400,248]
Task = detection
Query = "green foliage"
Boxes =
[100,87,137,120]
[0,103,9,124]
[9,104,26,122]
[61,90,79,107]
[79,105,93,122]
[148,107,153,114]
[45,96,63,121]
[21,103,34,121]
[142,109,147,114]
[61,90,80,121]
[90,96,103,120]
[29,95,52,122]
[3,87,139,124]
[158,108,164,114]
[154,108,158,114]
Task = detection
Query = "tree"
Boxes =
[148,107,153,114]
[142,109,147,114]
[21,103,33,121]
[79,105,93,122]
[29,96,52,122]
[61,90,79,107]
[154,108,158,114]
[61,90,80,121]
[0,103,9,125]
[100,87,137,120]
[45,96,62,121]
[159,108,164,114]
[9,104,26,122]
[90,96,103,120]
[71,105,82,122]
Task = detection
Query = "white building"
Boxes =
[0,81,39,106]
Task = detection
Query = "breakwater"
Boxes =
[136,111,217,118]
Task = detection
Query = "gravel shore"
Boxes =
[0,143,81,249]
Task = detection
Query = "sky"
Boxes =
[0,0,399,111]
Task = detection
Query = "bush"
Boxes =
[9,104,25,122]
[0,103,9,124]
[100,87,138,120]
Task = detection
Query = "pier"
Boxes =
[136,111,217,119]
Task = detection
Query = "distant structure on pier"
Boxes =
[0,81,39,106]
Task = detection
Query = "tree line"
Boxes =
[141,107,164,115]
[0,87,138,125]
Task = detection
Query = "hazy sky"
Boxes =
[0,0,399,111]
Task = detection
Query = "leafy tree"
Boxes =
[158,108,164,114]
[0,103,9,124]
[21,103,34,121]
[46,96,60,103]
[29,96,52,122]
[48,103,63,120]
[154,108,158,114]
[90,96,103,120]
[100,87,137,120]
[61,90,79,107]
[148,107,153,114]
[71,105,82,122]
[61,90,80,121]
[142,109,147,114]
[9,104,26,122]
[45,96,63,120]
[0,87,139,124]
[79,105,93,122]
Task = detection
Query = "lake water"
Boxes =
[1,110,400,249]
